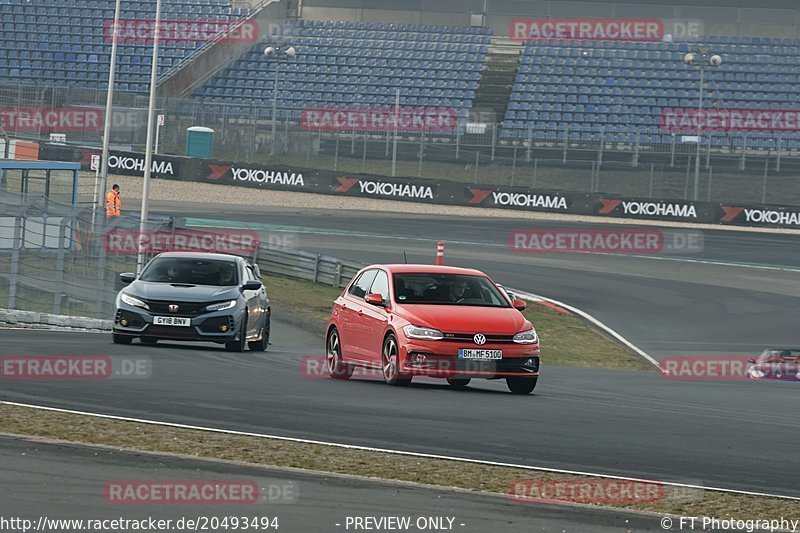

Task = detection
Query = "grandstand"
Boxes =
[502,38,800,148]
[0,0,251,92]
[2,0,800,204]
[193,20,491,117]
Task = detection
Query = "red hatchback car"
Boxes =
[325,264,540,394]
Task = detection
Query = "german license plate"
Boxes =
[458,349,502,360]
[153,316,190,327]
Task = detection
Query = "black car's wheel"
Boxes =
[326,327,353,379]
[140,336,158,345]
[248,311,270,352]
[226,314,247,352]
[112,333,132,345]
[506,377,537,395]
[381,334,412,386]
[446,378,471,389]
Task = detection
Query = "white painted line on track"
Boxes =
[509,288,662,370]
[3,400,798,501]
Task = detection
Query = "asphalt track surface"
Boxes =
[165,202,800,359]
[0,436,670,533]
[2,203,800,507]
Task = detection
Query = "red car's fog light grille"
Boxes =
[442,333,516,344]
[408,352,435,367]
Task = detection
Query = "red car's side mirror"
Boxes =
[365,293,385,306]
[513,298,527,311]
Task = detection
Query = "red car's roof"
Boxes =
[366,264,489,276]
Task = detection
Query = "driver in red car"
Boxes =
[448,280,468,302]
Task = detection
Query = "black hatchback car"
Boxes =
[113,252,270,352]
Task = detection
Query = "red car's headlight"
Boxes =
[513,328,538,344]
[403,324,444,341]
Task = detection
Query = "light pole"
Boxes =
[98,0,122,231]
[136,0,162,275]
[683,49,722,201]
[264,45,296,156]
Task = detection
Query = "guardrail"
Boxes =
[256,243,363,287]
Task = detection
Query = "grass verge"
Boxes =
[0,402,796,520]
[263,273,653,371]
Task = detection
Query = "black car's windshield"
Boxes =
[140,257,239,286]
[393,273,510,307]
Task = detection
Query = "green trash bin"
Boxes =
[185,126,214,159]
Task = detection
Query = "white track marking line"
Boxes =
[3,400,798,501]
[510,288,661,370]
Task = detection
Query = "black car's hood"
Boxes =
[124,281,240,302]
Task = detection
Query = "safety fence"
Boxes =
[0,195,361,320]
[4,82,800,205]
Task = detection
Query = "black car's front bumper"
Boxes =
[113,306,242,342]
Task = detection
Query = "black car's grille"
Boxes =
[442,332,517,344]
[143,300,210,317]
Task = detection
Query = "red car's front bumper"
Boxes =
[399,339,540,379]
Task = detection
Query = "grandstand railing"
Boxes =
[2,82,800,206]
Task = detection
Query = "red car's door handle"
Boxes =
[357,310,364,315]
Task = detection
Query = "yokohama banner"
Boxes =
[42,145,800,229]
[203,162,315,191]
[330,176,439,202]
[718,204,800,227]
[465,186,573,212]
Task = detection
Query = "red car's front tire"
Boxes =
[326,328,353,379]
[382,333,412,386]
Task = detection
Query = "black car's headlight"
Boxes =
[513,327,538,344]
[205,300,237,312]
[120,293,149,310]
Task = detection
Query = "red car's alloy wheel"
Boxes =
[326,328,353,379]
[382,334,411,386]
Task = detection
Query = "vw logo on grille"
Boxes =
[473,333,486,345]
[168,304,179,313]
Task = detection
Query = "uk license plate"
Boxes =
[458,349,502,360]
[153,316,190,327]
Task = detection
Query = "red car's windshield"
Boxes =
[393,273,510,307]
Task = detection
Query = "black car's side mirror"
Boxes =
[120,272,136,284]
[242,280,262,291]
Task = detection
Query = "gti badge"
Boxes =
[169,304,179,313]
[473,333,486,345]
